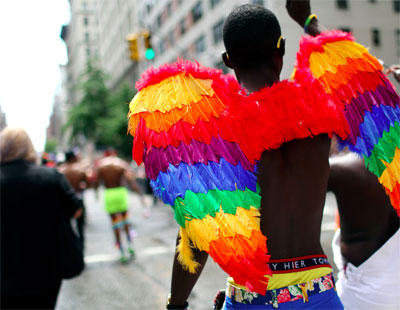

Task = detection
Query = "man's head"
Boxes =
[65,150,77,163]
[104,148,117,157]
[222,4,284,85]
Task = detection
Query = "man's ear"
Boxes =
[278,38,285,57]
[222,52,234,69]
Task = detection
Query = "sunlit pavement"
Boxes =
[56,189,338,310]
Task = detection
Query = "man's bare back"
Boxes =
[96,156,133,189]
[259,135,331,259]
[328,154,400,266]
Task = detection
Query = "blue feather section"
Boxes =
[149,158,257,205]
[339,104,400,156]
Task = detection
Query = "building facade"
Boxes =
[61,0,100,104]
[59,0,399,144]
[138,0,400,80]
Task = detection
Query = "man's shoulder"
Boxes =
[98,157,128,168]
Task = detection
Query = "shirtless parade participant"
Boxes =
[59,150,88,245]
[127,0,399,309]
[96,149,140,262]
[329,154,400,309]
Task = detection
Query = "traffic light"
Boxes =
[142,31,155,60]
[127,34,139,61]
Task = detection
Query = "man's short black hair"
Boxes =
[223,4,281,68]
[65,150,76,162]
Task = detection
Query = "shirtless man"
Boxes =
[167,2,344,309]
[329,154,400,309]
[96,149,140,262]
[59,150,88,245]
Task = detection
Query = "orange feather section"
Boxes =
[128,95,226,135]
[209,229,270,294]
[317,54,382,97]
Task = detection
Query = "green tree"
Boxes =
[98,83,136,159]
[64,62,110,144]
[44,138,57,153]
[64,62,136,159]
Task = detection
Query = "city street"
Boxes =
[56,189,339,310]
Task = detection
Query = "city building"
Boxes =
[138,0,400,81]
[96,0,140,90]
[59,0,399,141]
[46,65,70,153]
[61,0,100,105]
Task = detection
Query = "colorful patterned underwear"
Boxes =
[225,272,343,309]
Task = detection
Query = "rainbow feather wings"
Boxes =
[128,30,400,293]
[128,63,270,293]
[127,59,347,293]
[294,30,400,215]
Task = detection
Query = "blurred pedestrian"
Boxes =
[328,153,400,309]
[59,149,88,247]
[95,149,141,262]
[0,128,83,309]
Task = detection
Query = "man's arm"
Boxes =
[56,171,83,219]
[286,0,322,36]
[168,231,209,309]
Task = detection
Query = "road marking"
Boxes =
[85,246,175,264]
[85,254,116,264]
[141,246,175,256]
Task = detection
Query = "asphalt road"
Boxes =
[56,189,338,310]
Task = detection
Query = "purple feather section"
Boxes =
[143,136,255,180]
[344,81,399,145]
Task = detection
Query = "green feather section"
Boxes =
[172,187,261,227]
[365,122,400,177]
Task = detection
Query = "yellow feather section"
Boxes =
[183,206,261,252]
[309,40,379,78]
[176,227,200,273]
[379,148,400,191]
[129,74,214,114]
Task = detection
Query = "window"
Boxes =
[86,48,90,57]
[84,32,89,43]
[252,0,264,5]
[394,0,400,12]
[166,1,172,16]
[210,0,221,9]
[157,15,162,29]
[371,28,381,47]
[336,0,348,9]
[192,2,203,23]
[83,17,89,26]
[180,18,187,35]
[159,39,166,55]
[213,19,224,44]
[169,32,175,48]
[195,35,206,54]
[396,29,400,56]
[339,27,352,33]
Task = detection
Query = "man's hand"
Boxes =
[385,65,400,83]
[286,0,321,36]
[286,0,311,27]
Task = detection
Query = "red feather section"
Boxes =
[135,60,224,91]
[227,73,350,162]
[133,68,349,166]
